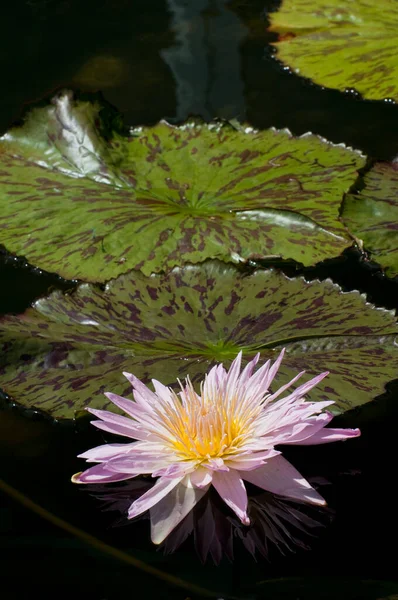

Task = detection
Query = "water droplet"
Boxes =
[344,87,362,99]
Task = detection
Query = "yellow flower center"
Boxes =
[172,411,243,459]
[155,383,256,461]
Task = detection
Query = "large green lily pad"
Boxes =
[342,162,398,278]
[269,0,398,101]
[0,262,397,420]
[0,92,364,282]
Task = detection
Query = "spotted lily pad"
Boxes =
[342,162,398,278]
[0,92,364,282]
[0,262,397,420]
[269,0,398,101]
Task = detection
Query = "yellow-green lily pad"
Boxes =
[269,0,398,101]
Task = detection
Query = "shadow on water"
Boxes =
[1,0,398,159]
[1,0,398,597]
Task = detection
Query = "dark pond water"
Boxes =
[1,1,398,598]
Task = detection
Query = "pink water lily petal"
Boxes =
[256,419,308,442]
[215,363,227,387]
[105,393,167,429]
[78,442,136,462]
[212,469,250,524]
[238,353,260,386]
[91,420,139,439]
[225,351,243,393]
[103,393,172,440]
[267,372,330,411]
[129,389,156,411]
[205,457,229,471]
[122,441,169,454]
[128,475,185,519]
[260,413,334,446]
[87,407,149,440]
[152,462,196,478]
[255,399,335,437]
[189,467,213,488]
[225,448,280,471]
[103,391,147,416]
[150,480,209,544]
[123,372,159,405]
[151,379,175,406]
[241,455,326,506]
[291,371,330,398]
[294,427,361,445]
[263,348,285,389]
[104,392,156,424]
[278,412,334,445]
[244,349,283,400]
[72,462,133,484]
[264,370,305,403]
[202,365,221,403]
[245,358,271,395]
[106,456,173,475]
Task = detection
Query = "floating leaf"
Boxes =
[269,0,398,101]
[342,162,398,278]
[0,92,364,281]
[0,262,396,420]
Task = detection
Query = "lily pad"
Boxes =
[0,262,397,420]
[269,0,398,101]
[342,162,398,278]
[0,92,364,282]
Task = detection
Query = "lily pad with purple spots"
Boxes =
[0,92,364,282]
[342,162,398,278]
[269,0,398,101]
[0,262,397,420]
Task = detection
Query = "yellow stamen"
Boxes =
[153,382,260,461]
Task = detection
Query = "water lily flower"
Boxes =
[72,349,360,544]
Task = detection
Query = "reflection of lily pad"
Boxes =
[342,162,398,278]
[0,92,364,282]
[0,262,397,420]
[269,0,398,101]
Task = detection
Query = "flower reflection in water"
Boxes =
[88,479,331,563]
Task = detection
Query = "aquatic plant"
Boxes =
[342,160,398,278]
[0,92,364,282]
[72,350,359,544]
[2,263,397,420]
[269,0,398,102]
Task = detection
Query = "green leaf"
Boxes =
[0,262,397,420]
[0,92,364,281]
[269,0,398,101]
[342,162,398,278]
